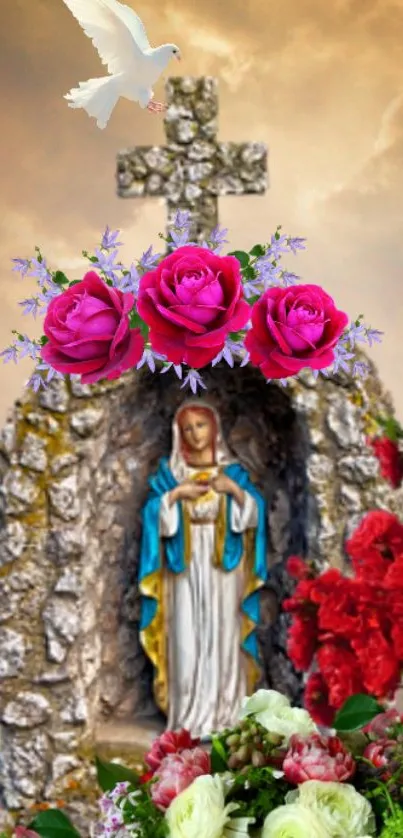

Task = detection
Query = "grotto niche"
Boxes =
[0,359,401,815]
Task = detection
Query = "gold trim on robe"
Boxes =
[139,560,168,713]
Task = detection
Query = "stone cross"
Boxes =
[116,76,268,242]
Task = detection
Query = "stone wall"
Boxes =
[0,361,402,818]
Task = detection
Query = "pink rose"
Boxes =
[244,284,349,379]
[137,246,250,367]
[14,829,41,838]
[145,728,200,774]
[150,747,210,810]
[283,733,356,784]
[41,271,144,384]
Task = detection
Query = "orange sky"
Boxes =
[0,0,402,423]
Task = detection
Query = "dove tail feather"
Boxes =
[64,76,120,130]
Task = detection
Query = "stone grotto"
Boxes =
[0,359,402,831]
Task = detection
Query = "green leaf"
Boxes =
[52,270,69,286]
[242,265,256,280]
[39,335,49,346]
[333,694,384,732]
[210,737,228,772]
[249,244,265,258]
[129,309,149,340]
[95,755,140,792]
[228,250,250,269]
[29,809,81,838]
[69,280,82,287]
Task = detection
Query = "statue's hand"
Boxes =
[176,479,210,501]
[210,474,235,495]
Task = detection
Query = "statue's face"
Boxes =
[180,409,214,453]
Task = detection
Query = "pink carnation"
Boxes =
[145,728,200,774]
[150,747,211,810]
[283,733,356,785]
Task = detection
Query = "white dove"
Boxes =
[62,0,181,127]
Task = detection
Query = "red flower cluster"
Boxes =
[283,511,403,726]
[368,435,403,489]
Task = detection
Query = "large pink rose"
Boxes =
[150,747,211,810]
[137,246,250,367]
[41,271,144,384]
[244,284,349,379]
[283,733,356,784]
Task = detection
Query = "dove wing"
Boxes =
[62,0,150,75]
[104,0,151,52]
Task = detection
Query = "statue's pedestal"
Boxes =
[95,719,165,761]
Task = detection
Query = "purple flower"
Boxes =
[16,335,40,361]
[332,343,355,374]
[12,257,31,277]
[181,369,207,394]
[136,348,156,373]
[92,248,120,279]
[281,271,300,286]
[139,245,161,272]
[345,322,366,347]
[27,371,46,392]
[29,257,52,284]
[160,362,183,379]
[208,224,229,254]
[38,283,63,308]
[287,236,306,254]
[170,228,190,248]
[19,296,41,317]
[212,343,235,368]
[268,233,289,260]
[0,344,18,363]
[101,226,123,250]
[173,209,192,229]
[254,255,282,288]
[352,360,370,378]
[365,328,383,347]
[113,263,140,294]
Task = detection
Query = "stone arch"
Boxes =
[0,360,401,811]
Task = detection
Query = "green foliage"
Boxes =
[224,765,288,825]
[376,415,403,442]
[228,250,250,269]
[380,808,403,837]
[29,809,81,838]
[211,736,228,772]
[119,789,169,838]
[333,694,383,732]
[39,335,49,346]
[95,755,140,792]
[52,271,69,286]
[249,244,266,258]
[129,309,149,339]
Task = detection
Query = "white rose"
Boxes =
[262,803,331,838]
[166,775,238,838]
[256,705,317,743]
[294,781,376,838]
[239,689,290,720]
[240,690,317,744]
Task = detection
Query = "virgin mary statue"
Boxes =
[138,401,267,736]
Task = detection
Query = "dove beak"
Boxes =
[176,53,181,61]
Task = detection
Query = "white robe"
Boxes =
[159,464,258,737]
